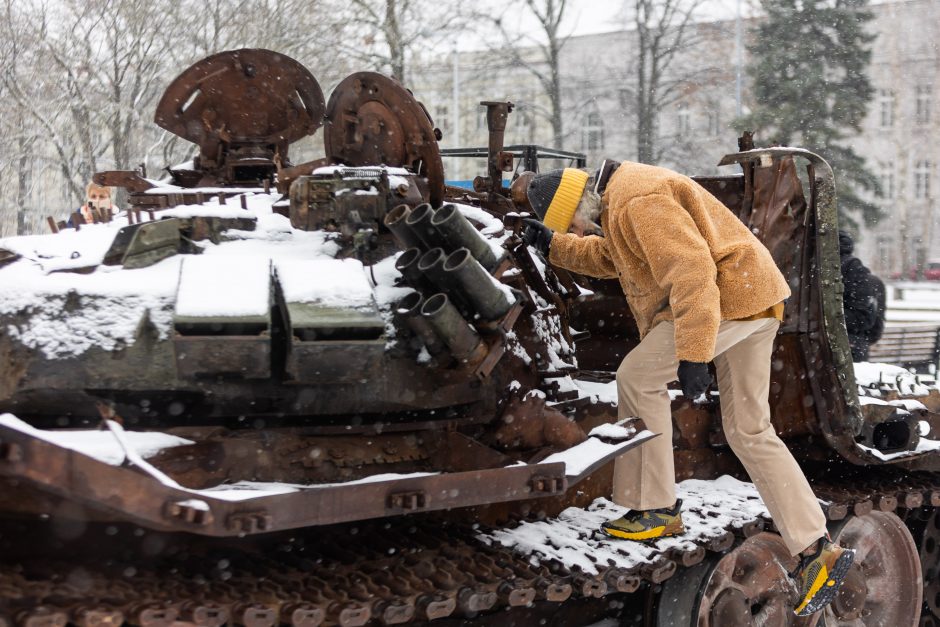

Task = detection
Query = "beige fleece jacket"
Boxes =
[549,161,790,362]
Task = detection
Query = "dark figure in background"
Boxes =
[839,230,886,361]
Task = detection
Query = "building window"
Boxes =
[706,107,721,137]
[916,85,932,126]
[915,161,932,199]
[879,89,895,128]
[677,102,691,135]
[878,162,895,199]
[435,105,449,133]
[618,88,631,110]
[582,111,604,151]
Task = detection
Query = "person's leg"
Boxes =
[713,318,828,556]
[612,321,680,510]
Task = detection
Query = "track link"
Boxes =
[2,471,938,626]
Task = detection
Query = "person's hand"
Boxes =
[522,218,554,257]
[677,360,712,400]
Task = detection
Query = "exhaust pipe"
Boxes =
[431,203,501,272]
[395,247,436,292]
[421,293,486,363]
[384,204,425,251]
[395,292,446,356]
[859,404,921,455]
[405,203,446,250]
[443,248,514,321]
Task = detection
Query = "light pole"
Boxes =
[452,45,461,178]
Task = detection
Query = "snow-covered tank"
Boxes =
[0,49,938,627]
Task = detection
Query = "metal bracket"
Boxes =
[388,490,428,511]
[226,511,273,534]
[529,476,565,494]
[164,499,214,526]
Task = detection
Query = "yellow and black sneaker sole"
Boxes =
[793,549,856,616]
[600,521,685,542]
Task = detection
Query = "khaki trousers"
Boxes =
[613,318,827,556]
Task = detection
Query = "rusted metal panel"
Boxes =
[0,419,655,536]
[102,218,182,269]
[173,336,271,380]
[93,170,155,193]
[154,49,324,180]
[286,340,385,384]
[323,72,444,207]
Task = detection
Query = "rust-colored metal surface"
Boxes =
[0,515,646,627]
[94,49,328,207]
[825,512,922,625]
[657,533,814,627]
[907,507,940,625]
[0,417,653,536]
[474,101,514,200]
[94,50,446,219]
[154,48,324,166]
[0,465,775,627]
[323,72,444,207]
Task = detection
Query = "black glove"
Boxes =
[677,360,712,400]
[522,218,554,257]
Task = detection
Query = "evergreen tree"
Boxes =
[740,0,879,229]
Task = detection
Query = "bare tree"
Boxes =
[0,0,177,206]
[0,0,351,231]
[488,0,571,149]
[0,1,89,213]
[0,1,39,234]
[626,0,715,163]
[342,0,468,85]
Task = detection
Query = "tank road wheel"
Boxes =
[822,511,922,626]
[906,507,940,627]
[655,532,819,627]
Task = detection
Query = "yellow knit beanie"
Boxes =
[526,168,590,232]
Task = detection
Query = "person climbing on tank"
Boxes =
[838,230,886,362]
[521,162,855,617]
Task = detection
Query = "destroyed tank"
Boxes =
[0,49,937,627]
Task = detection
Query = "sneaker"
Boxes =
[600,499,685,541]
[792,537,856,616]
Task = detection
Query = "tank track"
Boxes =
[1,471,938,627]
[0,515,700,627]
